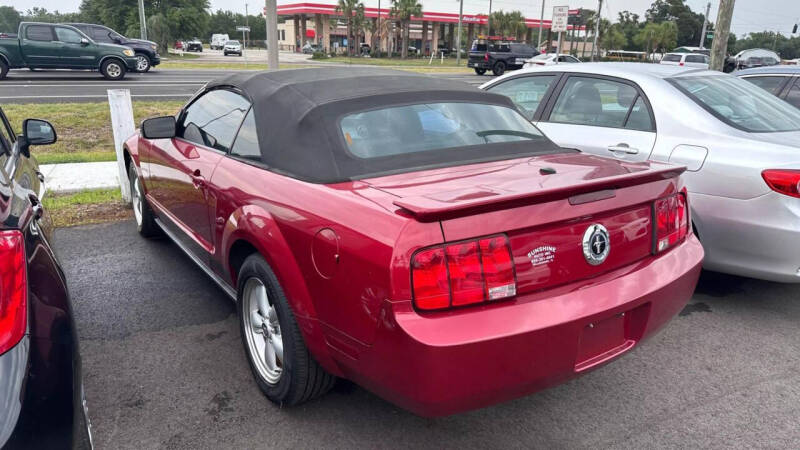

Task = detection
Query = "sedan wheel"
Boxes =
[237,254,336,406]
[128,164,160,237]
[242,278,284,384]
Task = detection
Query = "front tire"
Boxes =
[474,68,486,75]
[101,59,126,80]
[238,254,336,406]
[135,54,151,72]
[492,60,506,76]
[128,164,160,237]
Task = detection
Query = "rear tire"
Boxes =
[492,61,506,76]
[0,59,8,80]
[100,59,126,80]
[238,254,336,406]
[474,68,486,75]
[128,164,160,238]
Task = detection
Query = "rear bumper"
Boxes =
[693,191,800,282]
[468,61,490,69]
[342,236,703,417]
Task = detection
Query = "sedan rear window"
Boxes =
[340,102,545,159]
[670,75,800,132]
[662,54,682,62]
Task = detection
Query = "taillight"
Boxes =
[762,169,800,198]
[412,235,516,311]
[484,52,489,62]
[679,61,684,66]
[654,192,689,253]
[0,230,26,355]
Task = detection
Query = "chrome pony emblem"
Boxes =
[582,224,610,266]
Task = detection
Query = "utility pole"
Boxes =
[377,0,381,55]
[245,3,249,47]
[138,0,147,40]
[537,0,545,49]
[699,2,710,48]
[457,0,464,65]
[591,0,602,61]
[710,0,735,71]
[265,0,279,69]
[487,0,493,36]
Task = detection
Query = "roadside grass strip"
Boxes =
[43,188,130,228]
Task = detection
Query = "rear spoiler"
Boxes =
[393,165,686,222]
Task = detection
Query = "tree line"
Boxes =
[1,0,799,60]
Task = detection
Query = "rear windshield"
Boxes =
[340,102,546,159]
[669,74,800,132]
[662,54,682,62]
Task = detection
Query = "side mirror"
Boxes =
[80,38,90,45]
[23,119,57,146]
[141,116,176,139]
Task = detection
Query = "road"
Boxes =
[0,69,493,103]
[57,220,800,449]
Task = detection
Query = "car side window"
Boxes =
[55,27,83,44]
[785,80,800,109]
[486,75,557,120]
[92,26,113,43]
[230,108,261,160]
[178,89,250,152]
[743,76,787,95]
[549,76,652,130]
[625,96,655,131]
[25,25,53,42]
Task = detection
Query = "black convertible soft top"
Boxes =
[205,68,565,183]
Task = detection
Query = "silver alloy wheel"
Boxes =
[242,278,283,384]
[131,174,143,226]
[136,55,149,72]
[106,62,122,78]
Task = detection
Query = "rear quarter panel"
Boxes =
[0,38,24,67]
[208,157,442,365]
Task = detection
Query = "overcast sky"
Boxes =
[8,0,800,36]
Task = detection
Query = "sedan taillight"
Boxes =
[0,230,26,355]
[762,169,800,198]
[654,191,689,253]
[412,235,516,311]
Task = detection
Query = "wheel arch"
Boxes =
[222,205,343,376]
[98,55,126,71]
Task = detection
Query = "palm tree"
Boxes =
[390,0,422,58]
[336,0,365,56]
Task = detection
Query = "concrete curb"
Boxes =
[41,161,121,194]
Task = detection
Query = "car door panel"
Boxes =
[146,137,223,258]
[53,26,95,68]
[147,88,250,263]
[536,74,657,162]
[20,25,60,67]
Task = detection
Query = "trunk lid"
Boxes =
[366,153,685,295]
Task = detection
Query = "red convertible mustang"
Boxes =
[124,68,703,417]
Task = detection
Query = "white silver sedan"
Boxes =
[481,63,800,282]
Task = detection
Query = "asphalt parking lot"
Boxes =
[57,219,800,449]
[0,69,492,103]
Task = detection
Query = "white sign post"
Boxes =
[552,5,569,64]
[237,25,250,65]
[107,89,134,203]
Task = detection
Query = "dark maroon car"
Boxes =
[124,68,702,417]
[0,109,92,448]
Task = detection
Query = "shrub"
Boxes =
[311,51,328,60]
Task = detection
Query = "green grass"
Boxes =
[42,188,129,228]
[159,60,470,73]
[3,101,184,164]
[163,52,201,60]
[321,56,466,67]
[43,188,122,210]
[36,151,118,165]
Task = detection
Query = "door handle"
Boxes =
[191,169,205,188]
[607,143,639,155]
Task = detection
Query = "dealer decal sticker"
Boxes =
[527,246,556,267]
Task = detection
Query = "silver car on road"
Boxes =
[481,63,800,282]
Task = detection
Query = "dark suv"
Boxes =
[65,23,160,72]
[468,41,538,76]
